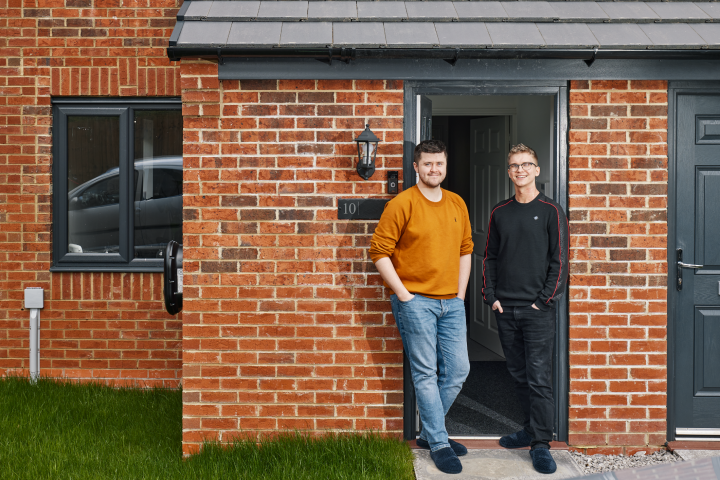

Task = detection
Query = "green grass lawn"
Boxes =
[0,377,415,480]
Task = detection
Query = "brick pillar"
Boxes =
[180,65,405,454]
[568,80,668,454]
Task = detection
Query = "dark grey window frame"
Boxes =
[51,97,182,272]
[401,80,569,443]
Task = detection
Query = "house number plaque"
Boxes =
[337,199,389,220]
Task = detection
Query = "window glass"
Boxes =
[133,110,183,259]
[67,116,120,254]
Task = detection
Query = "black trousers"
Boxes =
[494,305,555,449]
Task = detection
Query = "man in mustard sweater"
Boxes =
[369,140,473,475]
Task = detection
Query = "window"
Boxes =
[52,99,182,271]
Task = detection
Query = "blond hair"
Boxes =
[508,143,538,163]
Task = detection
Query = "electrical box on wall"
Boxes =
[24,288,44,309]
[388,171,398,194]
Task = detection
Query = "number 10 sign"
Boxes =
[337,199,389,220]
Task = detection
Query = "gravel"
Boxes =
[569,450,681,474]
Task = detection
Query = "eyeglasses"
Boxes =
[507,162,538,172]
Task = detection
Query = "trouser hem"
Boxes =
[430,443,451,452]
[531,443,551,450]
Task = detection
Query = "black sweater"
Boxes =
[482,192,569,312]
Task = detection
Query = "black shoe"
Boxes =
[530,448,557,474]
[499,429,533,449]
[430,446,463,474]
[416,437,467,456]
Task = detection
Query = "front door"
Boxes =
[468,117,510,357]
[674,92,720,434]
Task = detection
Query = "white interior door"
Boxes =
[468,117,510,357]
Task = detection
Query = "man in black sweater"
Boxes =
[482,143,569,475]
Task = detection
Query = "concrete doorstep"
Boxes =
[412,448,584,480]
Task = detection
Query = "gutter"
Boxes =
[166,46,720,65]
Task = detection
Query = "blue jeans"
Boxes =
[391,294,470,452]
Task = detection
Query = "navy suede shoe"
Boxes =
[499,429,532,449]
[430,446,463,474]
[530,448,557,474]
[416,438,468,456]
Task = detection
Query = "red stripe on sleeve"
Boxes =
[538,199,563,304]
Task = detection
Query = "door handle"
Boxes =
[678,262,703,269]
[677,248,703,291]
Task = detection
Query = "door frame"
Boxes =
[666,81,720,442]
[401,80,569,442]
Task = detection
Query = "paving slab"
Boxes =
[675,450,720,461]
[413,448,584,480]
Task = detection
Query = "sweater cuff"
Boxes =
[533,299,551,312]
[484,294,498,307]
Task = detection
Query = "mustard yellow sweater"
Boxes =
[369,186,474,299]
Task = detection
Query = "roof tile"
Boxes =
[280,21,332,46]
[486,22,545,47]
[308,1,357,21]
[405,1,457,22]
[434,22,491,47]
[384,22,439,47]
[333,22,386,47]
[227,21,282,47]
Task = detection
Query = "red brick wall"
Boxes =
[180,60,405,454]
[0,0,182,386]
[568,80,668,454]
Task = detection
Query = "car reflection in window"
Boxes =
[135,157,183,259]
[68,156,182,257]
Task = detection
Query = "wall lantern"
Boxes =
[354,124,380,180]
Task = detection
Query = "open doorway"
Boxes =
[426,94,556,437]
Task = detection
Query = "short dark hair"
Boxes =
[414,139,447,163]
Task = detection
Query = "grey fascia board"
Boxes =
[691,23,720,49]
[176,0,192,21]
[176,21,232,47]
[695,3,720,20]
[308,1,358,22]
[486,22,545,48]
[537,23,599,49]
[227,21,282,47]
[640,23,706,49]
[206,1,261,21]
[500,1,558,22]
[332,21,386,47]
[356,1,407,22]
[596,2,659,23]
[587,23,652,48]
[258,1,309,21]
[183,0,213,20]
[405,1,458,22]
[547,2,609,23]
[453,1,507,22]
[280,21,332,47]
[646,2,710,23]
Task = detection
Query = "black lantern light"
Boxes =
[354,124,380,180]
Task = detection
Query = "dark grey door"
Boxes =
[675,93,720,433]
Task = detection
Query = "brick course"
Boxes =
[180,61,405,454]
[568,80,668,455]
[0,0,182,385]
